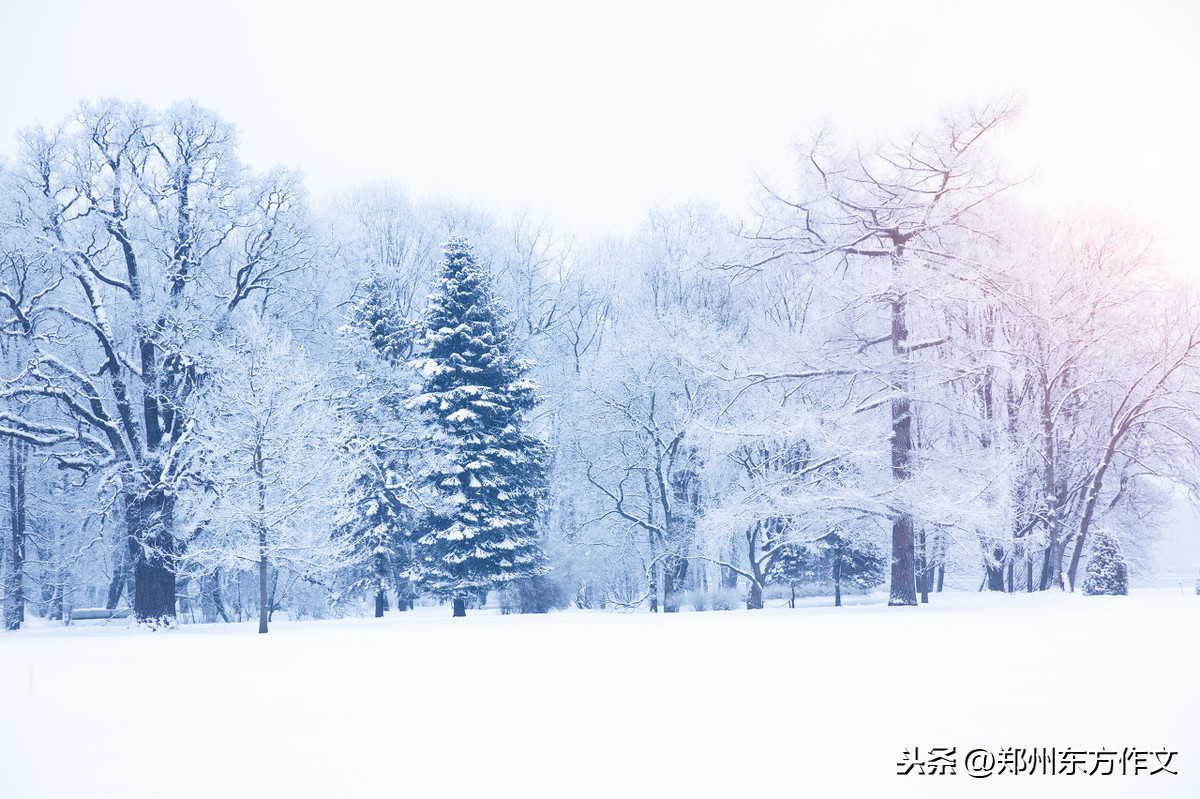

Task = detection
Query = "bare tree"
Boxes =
[189,318,361,633]
[0,101,316,623]
[746,101,1019,605]
[967,212,1200,591]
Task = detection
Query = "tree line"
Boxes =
[1,98,1196,630]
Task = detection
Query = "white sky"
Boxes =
[1,0,1198,271]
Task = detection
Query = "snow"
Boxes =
[1,590,1197,798]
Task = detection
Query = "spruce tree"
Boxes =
[1081,532,1129,596]
[338,273,420,616]
[410,238,549,616]
[340,467,415,616]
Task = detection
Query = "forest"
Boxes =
[1,97,1196,631]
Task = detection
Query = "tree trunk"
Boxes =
[1039,541,1064,591]
[656,565,666,613]
[1066,442,1119,591]
[396,552,416,611]
[834,553,842,607]
[746,580,763,610]
[745,522,766,610]
[176,575,192,622]
[255,438,269,634]
[890,518,916,605]
[201,570,231,623]
[720,556,739,591]
[452,597,466,617]
[128,486,178,624]
[4,439,27,631]
[375,589,386,618]
[888,286,917,606]
[1066,534,1087,593]
[663,554,685,613]
[1037,384,1064,591]
[105,535,131,610]
[133,541,177,623]
[49,584,64,622]
[985,546,1005,591]
[267,568,279,622]
[258,547,269,634]
[105,568,125,610]
[918,527,929,604]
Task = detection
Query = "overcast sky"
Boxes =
[1,0,1197,268]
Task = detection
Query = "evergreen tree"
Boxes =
[410,238,549,616]
[1081,532,1129,596]
[339,467,416,616]
[357,272,421,364]
[338,273,420,616]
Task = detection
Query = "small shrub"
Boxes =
[679,588,741,611]
[678,589,709,612]
[710,589,742,611]
[498,574,571,614]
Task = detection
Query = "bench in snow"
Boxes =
[67,608,132,624]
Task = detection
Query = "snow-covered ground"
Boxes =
[1,590,1197,798]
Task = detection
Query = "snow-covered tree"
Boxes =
[769,531,887,607]
[703,431,875,611]
[958,210,1200,592]
[190,318,361,633]
[410,238,549,617]
[1081,531,1129,596]
[0,100,316,623]
[339,468,415,616]
[335,274,422,616]
[748,101,1018,605]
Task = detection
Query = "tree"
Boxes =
[0,100,315,623]
[1081,531,1128,596]
[748,101,1018,605]
[409,238,549,617]
[564,204,751,612]
[339,468,415,616]
[336,273,422,617]
[191,318,360,633]
[708,437,869,610]
[964,211,1200,592]
[580,380,698,613]
[769,531,887,608]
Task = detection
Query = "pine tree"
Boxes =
[410,238,549,616]
[1081,532,1129,596]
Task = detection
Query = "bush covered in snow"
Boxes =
[679,588,742,612]
[498,574,571,614]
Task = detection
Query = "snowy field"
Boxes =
[2,591,1197,799]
